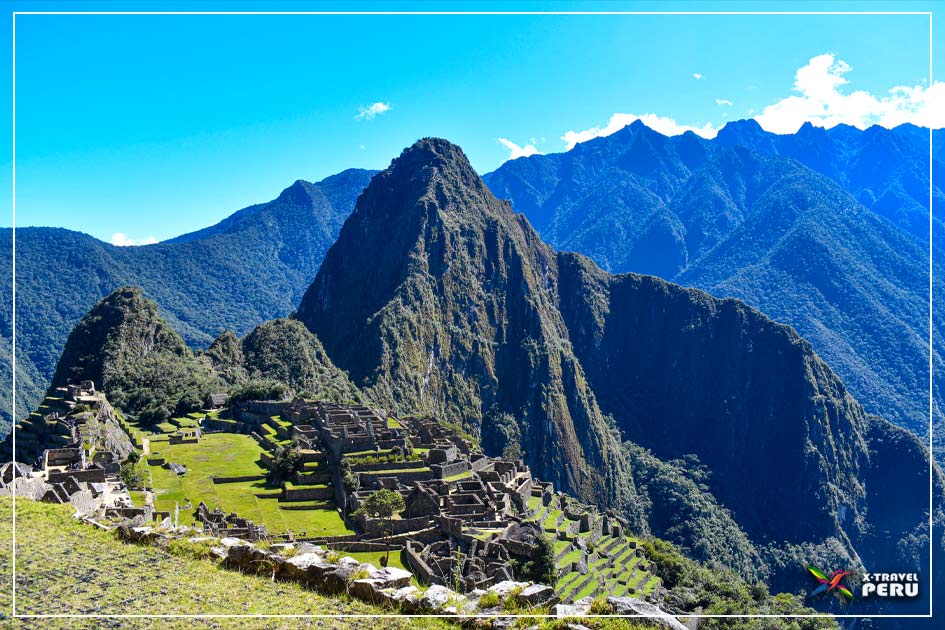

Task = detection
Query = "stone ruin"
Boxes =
[195,502,268,541]
[221,397,662,604]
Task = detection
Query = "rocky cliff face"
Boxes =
[297,138,641,519]
[556,255,870,544]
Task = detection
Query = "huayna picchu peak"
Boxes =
[298,138,642,523]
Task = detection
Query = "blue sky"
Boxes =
[2,1,943,243]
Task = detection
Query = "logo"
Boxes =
[860,573,919,599]
[807,566,854,600]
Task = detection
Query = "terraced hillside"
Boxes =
[7,384,134,466]
[525,492,660,603]
[9,392,74,461]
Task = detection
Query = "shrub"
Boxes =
[230,380,288,402]
[589,597,615,615]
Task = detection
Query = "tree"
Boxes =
[266,446,300,486]
[518,533,556,586]
[353,489,405,565]
[120,461,147,489]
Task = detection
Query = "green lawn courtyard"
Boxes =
[140,431,352,538]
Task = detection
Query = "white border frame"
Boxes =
[7,8,936,623]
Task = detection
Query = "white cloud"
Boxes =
[355,101,391,121]
[715,98,733,106]
[498,137,539,160]
[755,53,945,133]
[693,73,703,80]
[111,233,157,247]
[561,113,718,150]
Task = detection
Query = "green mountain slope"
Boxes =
[1,169,374,433]
[207,318,361,402]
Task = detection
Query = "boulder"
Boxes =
[487,580,528,597]
[390,585,420,608]
[349,578,385,604]
[322,561,375,594]
[382,585,421,611]
[516,583,559,607]
[219,537,247,548]
[606,597,687,630]
[268,542,296,555]
[552,596,593,617]
[226,543,258,568]
[296,542,324,554]
[278,552,335,584]
[337,555,360,568]
[349,567,414,605]
[575,556,588,574]
[419,584,460,612]
[368,567,412,589]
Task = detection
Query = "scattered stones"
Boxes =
[369,567,413,589]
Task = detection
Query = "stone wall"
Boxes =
[211,474,266,484]
[431,460,469,479]
[48,468,106,484]
[362,516,434,539]
[283,485,334,501]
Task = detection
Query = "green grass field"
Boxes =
[0,497,455,629]
[141,433,352,537]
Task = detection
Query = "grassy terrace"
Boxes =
[529,492,661,604]
[443,469,472,482]
[141,432,352,538]
[1,497,453,629]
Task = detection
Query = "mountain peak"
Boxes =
[348,136,508,230]
[388,137,481,186]
[52,286,190,396]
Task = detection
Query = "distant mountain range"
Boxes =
[484,120,944,450]
[4,121,941,464]
[0,169,375,432]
